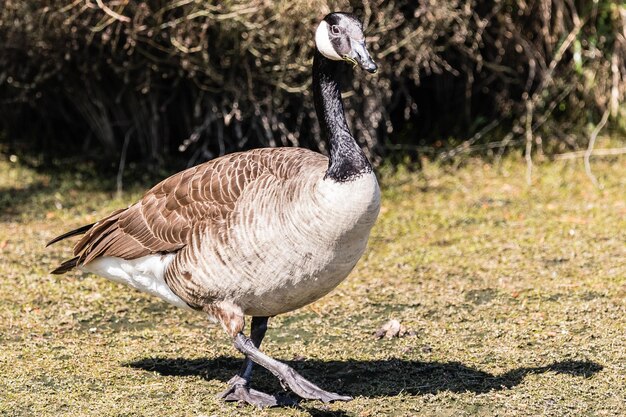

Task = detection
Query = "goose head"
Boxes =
[315,12,378,73]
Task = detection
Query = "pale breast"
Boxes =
[172,170,381,316]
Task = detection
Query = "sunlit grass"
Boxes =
[1,152,624,416]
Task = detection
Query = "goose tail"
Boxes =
[47,223,95,274]
[50,256,80,275]
[46,223,95,247]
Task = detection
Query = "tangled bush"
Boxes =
[1,1,625,167]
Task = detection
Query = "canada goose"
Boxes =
[47,12,379,407]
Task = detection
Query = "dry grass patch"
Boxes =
[0,153,624,416]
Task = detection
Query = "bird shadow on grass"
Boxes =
[127,356,602,413]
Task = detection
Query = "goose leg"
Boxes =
[233,332,352,403]
[219,317,294,407]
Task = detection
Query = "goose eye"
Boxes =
[330,25,341,36]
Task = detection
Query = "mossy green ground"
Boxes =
[0,152,624,416]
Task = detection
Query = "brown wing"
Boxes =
[63,148,326,266]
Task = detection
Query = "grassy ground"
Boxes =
[0,151,624,416]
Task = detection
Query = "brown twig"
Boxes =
[94,0,130,23]
[554,147,626,160]
[524,100,534,185]
[583,108,611,188]
[439,118,501,161]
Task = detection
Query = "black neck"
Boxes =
[312,51,372,182]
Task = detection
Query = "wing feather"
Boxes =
[49,148,327,272]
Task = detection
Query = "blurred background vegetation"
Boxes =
[1,0,625,172]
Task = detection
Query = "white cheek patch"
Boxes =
[315,21,342,61]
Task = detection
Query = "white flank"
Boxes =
[80,254,193,311]
[315,21,342,61]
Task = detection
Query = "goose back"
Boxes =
[71,148,326,264]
